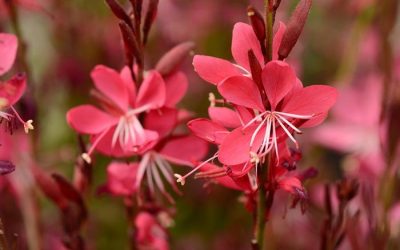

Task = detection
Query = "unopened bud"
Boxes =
[278,0,312,60]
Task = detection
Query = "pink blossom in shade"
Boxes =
[135,212,169,250]
[66,65,167,163]
[0,33,33,133]
[105,162,137,197]
[311,75,385,182]
[217,60,337,167]
[193,22,286,85]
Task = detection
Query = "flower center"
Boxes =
[244,110,313,162]
[112,104,152,151]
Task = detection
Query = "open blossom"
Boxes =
[0,33,33,134]
[216,60,337,166]
[67,65,169,163]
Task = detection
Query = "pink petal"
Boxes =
[0,33,18,76]
[218,125,265,166]
[91,65,129,111]
[272,22,286,60]
[187,118,229,145]
[164,71,188,107]
[218,76,264,111]
[144,107,178,138]
[120,66,137,107]
[106,162,138,196]
[160,135,208,166]
[136,71,166,109]
[282,85,338,117]
[262,60,296,110]
[0,73,26,106]
[208,106,241,128]
[193,55,241,85]
[278,176,304,195]
[231,22,264,71]
[66,105,118,134]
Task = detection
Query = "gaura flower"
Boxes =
[67,65,168,163]
[216,60,337,166]
[0,33,33,134]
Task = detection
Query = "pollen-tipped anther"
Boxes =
[81,153,92,164]
[24,120,34,134]
[174,174,185,186]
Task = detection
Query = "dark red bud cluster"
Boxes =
[31,165,87,249]
[278,0,312,60]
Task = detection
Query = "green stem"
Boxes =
[255,167,267,249]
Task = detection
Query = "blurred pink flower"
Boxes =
[67,65,167,162]
[135,212,169,250]
[216,61,337,167]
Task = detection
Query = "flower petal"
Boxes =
[144,107,178,138]
[193,55,241,85]
[120,66,137,107]
[136,71,166,109]
[218,76,264,111]
[0,73,26,106]
[164,71,188,107]
[160,135,208,166]
[188,118,229,145]
[106,162,138,196]
[262,60,296,110]
[0,33,18,76]
[282,85,338,117]
[218,125,265,166]
[231,22,264,71]
[66,105,118,134]
[208,106,241,128]
[91,65,129,111]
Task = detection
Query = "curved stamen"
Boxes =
[275,115,299,148]
[82,127,111,164]
[175,153,219,186]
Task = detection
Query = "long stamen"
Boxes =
[135,153,151,188]
[275,111,314,119]
[82,127,111,164]
[243,111,268,130]
[259,117,272,155]
[174,154,218,186]
[272,118,279,163]
[275,115,299,148]
[10,106,33,133]
[249,115,269,147]
[275,113,302,133]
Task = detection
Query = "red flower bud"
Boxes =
[143,0,159,45]
[278,0,312,60]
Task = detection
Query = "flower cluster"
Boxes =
[179,21,337,205]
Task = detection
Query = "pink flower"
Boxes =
[0,33,33,133]
[216,60,337,167]
[105,162,137,196]
[67,65,168,162]
[193,22,286,85]
[135,212,169,250]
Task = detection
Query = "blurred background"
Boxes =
[0,0,399,249]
